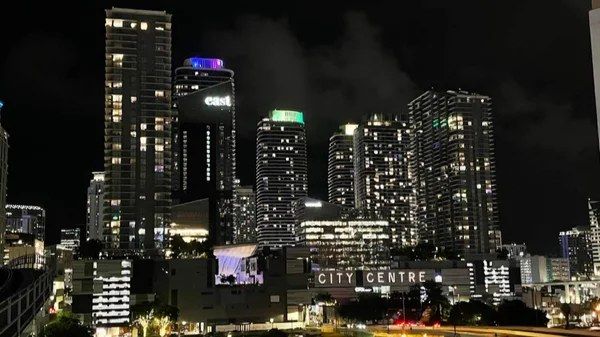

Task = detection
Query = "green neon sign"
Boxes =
[270,109,304,124]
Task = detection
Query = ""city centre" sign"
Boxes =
[314,270,436,288]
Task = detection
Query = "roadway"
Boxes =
[366,325,600,337]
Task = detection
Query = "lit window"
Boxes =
[112,54,124,62]
[130,22,137,29]
[130,96,137,103]
[113,20,123,28]
[140,123,147,130]
[112,157,121,164]
[155,26,164,31]
[141,22,148,30]
[155,90,164,97]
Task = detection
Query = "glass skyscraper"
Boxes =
[232,185,256,244]
[353,114,415,246]
[408,90,500,258]
[255,110,307,247]
[6,205,46,243]
[173,58,236,244]
[327,124,358,207]
[587,198,600,276]
[0,111,7,256]
[86,171,105,241]
[104,8,172,251]
[559,226,594,278]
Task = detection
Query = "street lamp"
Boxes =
[270,318,274,330]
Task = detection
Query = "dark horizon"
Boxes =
[0,1,598,255]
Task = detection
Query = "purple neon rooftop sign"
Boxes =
[185,58,224,69]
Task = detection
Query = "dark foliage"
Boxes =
[497,300,548,326]
[39,312,92,337]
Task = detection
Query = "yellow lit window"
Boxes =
[141,22,148,30]
[155,90,164,97]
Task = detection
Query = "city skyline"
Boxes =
[0,1,598,254]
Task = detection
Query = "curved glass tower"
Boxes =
[255,110,307,247]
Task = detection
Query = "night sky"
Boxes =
[0,1,597,254]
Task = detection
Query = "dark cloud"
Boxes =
[0,1,598,252]
[202,12,416,195]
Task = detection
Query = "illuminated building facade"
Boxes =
[60,228,81,252]
[559,226,594,278]
[328,124,358,207]
[256,110,307,247]
[468,259,521,305]
[86,171,105,241]
[0,108,6,257]
[588,198,600,275]
[104,8,173,250]
[173,58,236,244]
[353,114,414,245]
[169,198,209,243]
[232,186,256,244]
[499,243,527,259]
[297,220,390,270]
[72,260,132,331]
[409,90,500,258]
[547,257,570,282]
[6,204,45,242]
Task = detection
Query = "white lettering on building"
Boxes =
[204,96,232,107]
[318,273,326,284]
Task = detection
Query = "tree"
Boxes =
[421,281,450,324]
[219,274,236,285]
[436,248,458,260]
[314,292,335,305]
[388,288,422,322]
[497,300,548,326]
[448,300,496,326]
[262,329,287,337]
[414,243,435,260]
[39,312,92,337]
[337,293,388,322]
[496,248,509,260]
[79,239,102,259]
[560,303,572,329]
[170,234,186,259]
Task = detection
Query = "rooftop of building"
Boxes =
[106,7,170,17]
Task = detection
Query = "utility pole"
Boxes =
[402,293,406,323]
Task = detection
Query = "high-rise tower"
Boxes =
[256,110,307,248]
[104,8,172,251]
[0,101,7,257]
[173,58,236,244]
[353,114,414,246]
[408,90,500,257]
[327,124,358,207]
[86,172,105,241]
[588,198,600,275]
